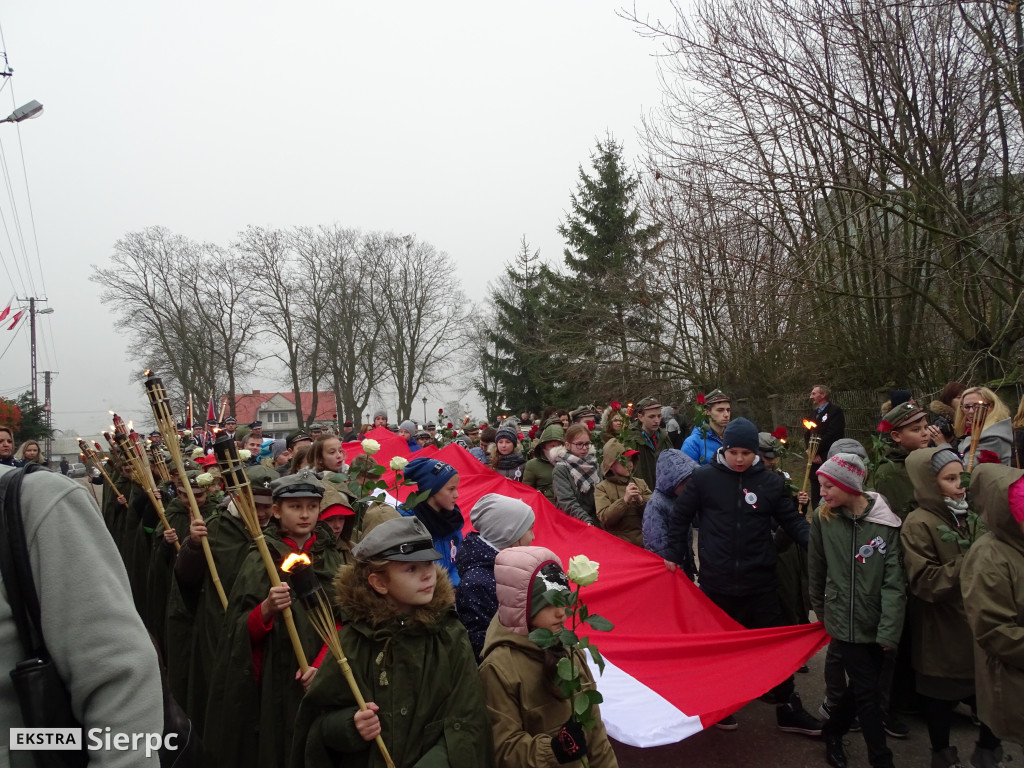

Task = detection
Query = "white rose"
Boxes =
[361,439,381,456]
[191,447,204,459]
[567,554,600,587]
[389,456,409,472]
[196,472,214,487]
[238,449,252,461]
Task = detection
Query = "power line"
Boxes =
[0,313,25,360]
[0,137,36,296]
[0,382,29,397]
[4,65,47,302]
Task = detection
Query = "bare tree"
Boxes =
[91,226,257,413]
[369,234,471,421]
[297,225,386,428]
[628,0,1024,390]
[234,226,308,425]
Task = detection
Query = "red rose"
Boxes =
[438,408,444,414]
[332,412,338,418]
[877,420,893,433]
[586,420,596,431]
[977,450,1000,464]
[446,422,453,428]
[610,401,621,411]
[697,393,706,405]
[771,427,788,440]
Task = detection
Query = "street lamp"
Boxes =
[3,100,44,124]
[422,396,427,424]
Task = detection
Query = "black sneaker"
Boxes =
[777,694,824,737]
[760,690,789,704]
[883,715,910,739]
[714,714,738,731]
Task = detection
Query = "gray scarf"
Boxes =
[560,452,600,495]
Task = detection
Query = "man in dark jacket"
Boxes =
[669,417,822,736]
[808,384,845,505]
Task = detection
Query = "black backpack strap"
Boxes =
[0,464,52,659]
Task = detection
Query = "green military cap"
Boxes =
[703,388,730,406]
[569,404,598,422]
[286,430,313,450]
[757,432,780,458]
[185,469,214,489]
[245,464,278,500]
[633,396,662,414]
[270,468,324,500]
[352,516,441,562]
[879,402,927,432]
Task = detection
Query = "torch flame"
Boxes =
[280,552,312,573]
[108,410,115,416]
[802,420,817,430]
[144,369,151,376]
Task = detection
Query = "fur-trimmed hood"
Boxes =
[333,561,455,629]
[929,399,955,422]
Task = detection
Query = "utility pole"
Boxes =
[16,296,53,401]
[43,370,54,466]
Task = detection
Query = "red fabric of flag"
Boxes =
[345,428,830,746]
[7,311,23,330]
[0,305,10,321]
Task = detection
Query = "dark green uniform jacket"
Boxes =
[204,522,345,768]
[624,423,672,491]
[903,447,984,683]
[175,503,257,732]
[289,564,494,768]
[961,464,1024,743]
[873,442,916,520]
[808,492,907,649]
[145,495,208,654]
[522,424,565,505]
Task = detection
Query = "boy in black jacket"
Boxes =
[669,417,822,736]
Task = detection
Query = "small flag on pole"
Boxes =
[7,311,23,331]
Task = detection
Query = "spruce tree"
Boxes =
[553,137,660,399]
[481,238,561,415]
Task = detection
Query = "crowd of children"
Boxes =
[19,380,1022,768]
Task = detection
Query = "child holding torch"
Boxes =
[204,469,345,768]
[290,516,493,768]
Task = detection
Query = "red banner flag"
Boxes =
[345,429,829,747]
[0,305,10,322]
[6,311,23,330]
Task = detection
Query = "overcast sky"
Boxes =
[0,1,678,434]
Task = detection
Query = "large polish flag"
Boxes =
[350,428,829,747]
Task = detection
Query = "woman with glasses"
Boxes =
[551,423,600,526]
[955,386,1013,465]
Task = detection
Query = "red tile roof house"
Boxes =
[232,390,339,439]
